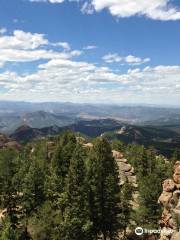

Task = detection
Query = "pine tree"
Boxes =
[0,149,20,229]
[46,131,77,208]
[52,131,77,177]
[63,144,93,240]
[118,183,133,237]
[87,137,120,240]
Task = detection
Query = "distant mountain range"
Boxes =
[1,101,180,134]
[1,101,180,156]
[8,118,180,157]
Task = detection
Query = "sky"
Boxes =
[0,0,180,105]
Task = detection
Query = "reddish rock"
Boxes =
[4,141,21,150]
[174,162,180,174]
[162,179,175,192]
[158,191,172,205]
[171,232,180,240]
[173,173,180,184]
[117,162,132,172]
[0,134,21,151]
[83,143,93,148]
[173,162,180,184]
[161,209,171,227]
[112,150,123,159]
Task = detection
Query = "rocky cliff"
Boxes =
[158,161,180,240]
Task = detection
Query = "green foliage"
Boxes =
[112,139,125,152]
[119,183,134,231]
[0,148,21,229]
[28,201,61,240]
[0,131,176,239]
[88,137,121,239]
[125,144,171,229]
[63,144,93,240]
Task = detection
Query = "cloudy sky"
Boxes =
[0,0,180,105]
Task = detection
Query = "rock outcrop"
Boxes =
[112,150,138,189]
[0,134,21,150]
[83,144,138,192]
[158,161,180,240]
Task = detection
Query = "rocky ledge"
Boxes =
[158,161,180,240]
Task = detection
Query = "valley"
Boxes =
[0,102,179,157]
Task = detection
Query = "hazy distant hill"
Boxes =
[9,118,180,156]
[10,119,122,142]
[1,101,180,135]
[1,101,180,123]
[0,110,76,134]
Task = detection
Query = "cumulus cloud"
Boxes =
[29,0,180,21]
[1,55,180,104]
[0,29,180,104]
[0,30,82,67]
[103,53,150,65]
[0,30,48,50]
[86,0,180,21]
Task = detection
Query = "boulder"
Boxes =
[163,179,175,192]
[127,175,137,184]
[119,171,127,185]
[161,209,172,227]
[173,162,180,184]
[173,173,180,184]
[175,198,180,209]
[116,158,128,163]
[158,192,172,205]
[172,190,180,204]
[168,218,177,229]
[171,232,180,240]
[83,143,93,148]
[174,162,180,175]
[172,208,180,215]
[117,162,132,172]
[112,150,123,159]
[175,184,180,189]
[130,166,135,174]
[124,171,133,176]
[160,227,174,238]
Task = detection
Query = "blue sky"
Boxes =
[0,0,180,105]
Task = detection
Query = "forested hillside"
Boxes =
[0,131,179,239]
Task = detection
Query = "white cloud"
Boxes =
[89,0,180,21]
[125,55,150,65]
[81,1,94,14]
[103,53,150,65]
[0,28,7,35]
[1,55,180,104]
[102,53,122,63]
[0,29,179,104]
[0,30,48,50]
[28,0,180,21]
[52,41,71,51]
[0,30,82,67]
[83,45,97,50]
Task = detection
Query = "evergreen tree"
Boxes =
[0,149,20,229]
[112,140,125,152]
[118,183,133,237]
[63,144,93,240]
[46,131,77,208]
[88,137,120,240]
